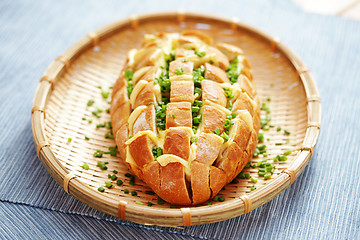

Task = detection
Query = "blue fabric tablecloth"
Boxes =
[1,0,359,239]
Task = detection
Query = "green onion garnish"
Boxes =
[175,67,184,75]
[82,163,89,170]
[124,189,129,194]
[98,187,105,192]
[87,99,95,106]
[264,173,272,179]
[284,129,291,135]
[194,49,206,57]
[94,150,104,158]
[105,181,113,188]
[97,160,107,170]
[67,138,72,143]
[131,191,137,196]
[157,197,165,205]
[101,91,110,99]
[250,177,258,183]
[116,180,123,186]
[284,150,292,155]
[147,202,153,206]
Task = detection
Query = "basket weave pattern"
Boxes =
[32,13,320,226]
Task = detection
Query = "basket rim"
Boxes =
[31,11,321,227]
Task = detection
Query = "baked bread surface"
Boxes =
[111,31,260,205]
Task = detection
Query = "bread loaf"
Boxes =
[111,31,260,205]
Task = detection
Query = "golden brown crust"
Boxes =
[170,81,194,103]
[159,162,192,205]
[166,102,192,128]
[195,133,223,165]
[132,106,155,135]
[204,63,229,83]
[110,32,260,205]
[191,161,211,205]
[209,166,227,198]
[201,80,227,107]
[128,134,155,168]
[201,105,226,134]
[163,128,191,160]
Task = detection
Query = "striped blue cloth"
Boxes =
[0,0,359,239]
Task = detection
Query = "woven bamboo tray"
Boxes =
[31,12,321,227]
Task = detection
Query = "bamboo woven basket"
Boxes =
[31,12,321,227]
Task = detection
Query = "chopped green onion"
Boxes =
[147,202,153,206]
[131,191,137,196]
[67,138,72,143]
[224,88,234,98]
[82,117,86,120]
[250,185,256,191]
[209,60,214,64]
[98,187,105,192]
[135,201,144,205]
[194,49,206,57]
[105,181,113,188]
[101,91,110,99]
[214,128,220,135]
[110,175,117,181]
[87,99,95,106]
[194,87,202,96]
[284,150,292,155]
[125,173,132,177]
[251,177,258,183]
[82,163,89,170]
[157,197,165,205]
[276,127,281,132]
[213,196,219,202]
[88,119,93,123]
[219,196,225,202]
[191,137,198,143]
[264,173,272,179]
[275,142,283,146]
[258,133,264,143]
[220,132,229,142]
[279,155,287,161]
[227,58,240,84]
[94,150,104,158]
[124,189,129,194]
[175,67,184,75]
[97,160,107,170]
[105,132,114,139]
[152,146,163,159]
[116,180,123,186]
[258,145,267,151]
[245,173,251,179]
[92,111,101,118]
[284,129,291,135]
[84,136,90,140]
[145,191,155,195]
